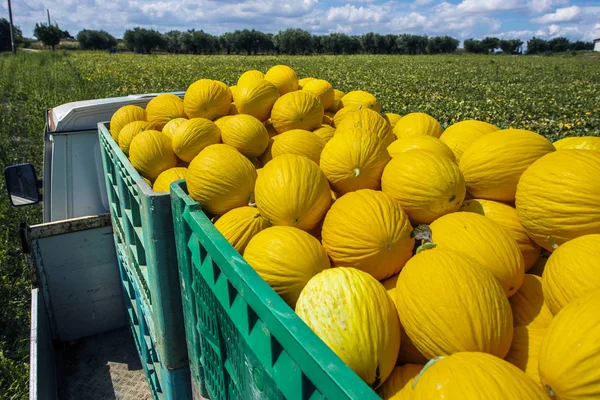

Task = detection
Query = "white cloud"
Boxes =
[326,5,388,24]
[531,6,582,24]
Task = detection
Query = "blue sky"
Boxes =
[2,0,599,42]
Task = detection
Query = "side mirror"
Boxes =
[4,163,42,207]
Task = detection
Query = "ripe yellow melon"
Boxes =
[439,120,500,162]
[213,206,270,254]
[263,119,278,138]
[296,267,400,388]
[322,114,333,126]
[396,247,513,359]
[542,234,600,315]
[320,128,390,195]
[229,85,239,102]
[129,130,178,181]
[509,274,553,329]
[384,112,403,128]
[504,325,547,385]
[339,90,381,113]
[228,102,238,115]
[459,129,556,202]
[539,289,600,399]
[460,199,541,271]
[393,112,443,139]
[327,89,345,113]
[234,79,279,122]
[171,118,221,162]
[335,108,395,146]
[152,167,187,193]
[516,149,600,251]
[412,352,548,400]
[528,252,549,277]
[430,212,525,297]
[553,135,600,151]
[313,125,336,143]
[333,105,362,128]
[377,364,423,400]
[270,129,325,164]
[271,91,323,133]
[321,190,414,280]
[162,118,188,137]
[237,69,264,87]
[216,114,269,158]
[381,150,465,224]
[184,79,232,120]
[145,94,186,130]
[298,77,316,89]
[264,65,299,95]
[186,144,256,215]
[110,105,146,141]
[118,121,153,155]
[302,79,334,110]
[387,135,455,161]
[254,154,331,231]
[244,226,329,307]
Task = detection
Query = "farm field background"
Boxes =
[0,50,599,399]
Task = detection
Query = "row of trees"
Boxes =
[464,36,594,55]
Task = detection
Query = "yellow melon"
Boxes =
[186,144,256,215]
[430,212,525,297]
[184,79,232,120]
[244,226,329,307]
[393,112,443,139]
[335,108,395,146]
[129,130,178,181]
[320,128,390,195]
[385,113,403,128]
[298,77,316,89]
[234,79,279,122]
[270,129,325,164]
[117,121,153,155]
[152,167,187,193]
[213,206,270,254]
[302,79,334,110]
[528,252,549,277]
[229,85,239,102]
[327,89,345,113]
[509,274,553,329]
[412,352,548,399]
[339,90,381,113]
[516,149,600,251]
[110,105,146,141]
[333,105,362,128]
[162,118,188,137]
[396,247,513,359]
[322,114,333,126]
[237,69,265,87]
[264,65,298,95]
[553,136,600,151]
[313,125,336,143]
[504,326,547,385]
[171,118,221,162]
[542,234,600,315]
[263,119,278,138]
[145,94,186,130]
[460,199,541,270]
[321,190,414,280]
[254,154,330,231]
[539,289,600,399]
[228,102,238,115]
[459,129,555,202]
[216,114,269,158]
[439,120,500,162]
[378,364,423,400]
[381,150,465,224]
[271,91,323,133]
[387,135,455,161]
[296,267,400,388]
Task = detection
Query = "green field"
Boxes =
[0,50,599,399]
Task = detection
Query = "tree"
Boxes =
[62,30,73,39]
[273,29,313,55]
[549,36,570,52]
[77,29,116,50]
[0,18,23,52]
[33,23,62,51]
[123,27,165,53]
[463,38,486,54]
[526,37,550,54]
[499,39,523,54]
[427,36,459,54]
[569,40,593,51]
[163,30,183,53]
[481,37,500,53]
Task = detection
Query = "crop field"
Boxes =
[0,50,599,399]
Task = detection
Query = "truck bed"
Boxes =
[59,328,151,400]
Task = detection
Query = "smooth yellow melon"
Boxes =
[377,364,423,400]
[459,129,555,202]
[387,135,455,161]
[396,247,513,359]
[186,144,256,215]
[322,190,414,280]
[110,105,146,141]
[214,206,270,254]
[385,113,403,128]
[296,267,400,388]
[439,120,499,162]
[430,212,525,297]
[271,91,323,133]
[254,154,331,231]
[162,118,188,137]
[327,89,345,113]
[381,150,465,224]
[216,114,269,158]
[335,108,395,146]
[118,121,153,155]
[152,167,187,193]
[509,274,553,329]
[184,79,232,120]
[145,94,186,130]
[504,325,547,385]
[313,125,336,143]
[234,79,279,122]
[129,130,178,181]
[264,65,298,95]
[298,77,316,89]
[270,129,325,164]
[393,112,443,139]
[302,79,334,110]
[237,70,265,87]
[339,90,381,112]
[172,118,221,162]
[553,135,600,151]
[516,149,600,251]
[244,226,329,307]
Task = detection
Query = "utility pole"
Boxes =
[47,9,51,25]
[7,0,16,54]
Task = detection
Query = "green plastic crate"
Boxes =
[170,180,380,400]
[98,122,188,369]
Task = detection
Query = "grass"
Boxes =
[0,50,599,399]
